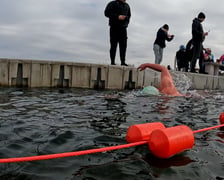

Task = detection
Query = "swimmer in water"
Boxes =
[137,63,183,96]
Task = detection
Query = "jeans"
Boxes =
[153,44,163,64]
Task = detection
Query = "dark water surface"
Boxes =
[0,88,223,180]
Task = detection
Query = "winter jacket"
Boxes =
[104,0,131,28]
[192,18,204,44]
[154,28,173,48]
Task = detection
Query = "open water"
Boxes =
[0,87,223,180]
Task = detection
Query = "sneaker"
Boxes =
[111,63,116,65]
[121,63,128,66]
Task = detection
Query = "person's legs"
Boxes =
[183,59,189,72]
[177,60,181,71]
[199,49,205,73]
[119,28,127,65]
[190,49,198,72]
[153,44,163,64]
[110,27,118,65]
[190,43,202,72]
[185,61,189,72]
[159,47,163,64]
[186,50,193,72]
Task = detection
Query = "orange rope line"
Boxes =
[0,141,148,163]
[193,124,224,134]
[1,122,223,163]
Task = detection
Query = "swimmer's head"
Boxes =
[141,86,160,96]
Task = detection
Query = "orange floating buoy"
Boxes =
[219,112,224,124]
[149,125,194,158]
[126,122,165,143]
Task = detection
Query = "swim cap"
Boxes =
[141,86,160,96]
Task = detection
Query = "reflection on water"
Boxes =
[143,154,194,168]
[91,97,129,137]
[0,88,223,180]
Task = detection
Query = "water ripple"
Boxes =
[0,88,223,180]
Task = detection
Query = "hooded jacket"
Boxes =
[104,0,131,28]
[192,18,204,44]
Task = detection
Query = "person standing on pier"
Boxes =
[153,24,174,64]
[190,12,208,73]
[104,0,131,66]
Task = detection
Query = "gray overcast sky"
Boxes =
[0,0,223,68]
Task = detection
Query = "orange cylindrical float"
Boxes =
[149,125,194,158]
[219,112,224,124]
[126,122,165,143]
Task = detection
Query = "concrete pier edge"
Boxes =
[0,58,224,90]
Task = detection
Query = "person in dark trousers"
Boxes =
[186,39,205,73]
[186,39,194,61]
[190,12,208,73]
[104,0,131,66]
[153,24,174,64]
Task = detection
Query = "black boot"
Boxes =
[111,60,116,65]
[121,63,128,66]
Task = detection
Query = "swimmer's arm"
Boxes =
[137,63,171,77]
[138,63,165,72]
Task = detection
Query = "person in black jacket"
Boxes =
[153,24,174,64]
[176,45,189,72]
[104,0,131,66]
[190,12,208,73]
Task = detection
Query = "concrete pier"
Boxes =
[0,58,224,90]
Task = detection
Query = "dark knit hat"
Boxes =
[198,12,206,19]
[163,24,169,30]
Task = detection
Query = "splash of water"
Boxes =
[126,71,192,97]
[171,71,192,95]
[213,93,224,100]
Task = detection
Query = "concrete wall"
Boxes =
[0,58,224,90]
